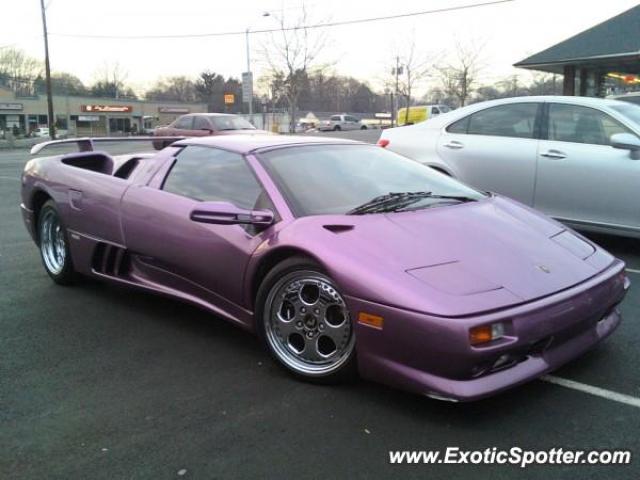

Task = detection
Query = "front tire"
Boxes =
[38,200,76,285]
[256,257,356,383]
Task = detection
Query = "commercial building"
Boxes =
[0,85,206,136]
[514,5,640,97]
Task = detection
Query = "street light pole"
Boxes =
[39,0,55,139]
[244,13,270,122]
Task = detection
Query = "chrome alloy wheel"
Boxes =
[40,209,67,275]
[264,271,355,376]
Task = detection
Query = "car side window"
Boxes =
[330,115,341,121]
[432,107,440,115]
[174,116,193,129]
[446,116,470,134]
[162,146,265,210]
[193,116,211,130]
[466,103,539,139]
[547,103,632,146]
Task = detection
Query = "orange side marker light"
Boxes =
[358,312,384,330]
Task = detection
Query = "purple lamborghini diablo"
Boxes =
[21,134,629,401]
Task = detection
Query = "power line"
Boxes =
[49,0,514,40]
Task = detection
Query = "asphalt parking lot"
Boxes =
[1,135,639,479]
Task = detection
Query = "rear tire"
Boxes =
[38,200,76,285]
[256,256,357,383]
[360,125,367,130]
[333,125,341,131]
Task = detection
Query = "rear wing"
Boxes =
[30,136,185,155]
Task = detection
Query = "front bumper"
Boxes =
[348,260,629,401]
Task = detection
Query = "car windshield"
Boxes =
[611,102,640,127]
[259,144,486,216]
[210,116,255,131]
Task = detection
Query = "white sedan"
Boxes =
[379,95,640,238]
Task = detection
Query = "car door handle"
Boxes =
[444,141,464,149]
[540,150,566,159]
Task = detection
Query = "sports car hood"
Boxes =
[280,196,616,317]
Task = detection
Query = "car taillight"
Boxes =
[377,139,390,148]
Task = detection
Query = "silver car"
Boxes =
[318,114,367,131]
[380,96,640,238]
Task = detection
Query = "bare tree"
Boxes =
[260,2,329,132]
[385,39,435,124]
[146,76,198,102]
[436,41,483,107]
[92,62,131,99]
[526,72,562,96]
[0,47,43,95]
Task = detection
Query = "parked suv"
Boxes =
[318,114,367,131]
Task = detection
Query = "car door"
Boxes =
[436,102,542,205]
[170,115,194,136]
[191,115,214,136]
[344,115,358,130]
[534,102,640,230]
[120,145,274,308]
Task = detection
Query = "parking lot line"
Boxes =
[541,375,640,409]
[625,268,640,275]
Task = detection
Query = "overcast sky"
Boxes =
[3,0,639,95]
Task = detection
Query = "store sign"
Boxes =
[0,102,23,111]
[158,106,190,114]
[224,94,235,105]
[241,72,253,103]
[78,115,100,122]
[81,105,133,113]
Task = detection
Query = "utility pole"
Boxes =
[391,56,401,127]
[39,0,55,139]
[245,28,252,119]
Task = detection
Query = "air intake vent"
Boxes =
[322,224,354,234]
[92,242,130,277]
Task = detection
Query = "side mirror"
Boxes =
[190,201,274,226]
[611,133,640,159]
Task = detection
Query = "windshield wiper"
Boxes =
[346,191,476,215]
[347,191,431,215]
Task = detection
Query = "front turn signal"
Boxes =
[469,323,505,346]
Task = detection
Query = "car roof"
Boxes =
[174,134,361,154]
[419,95,634,128]
[182,113,240,117]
